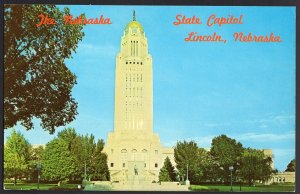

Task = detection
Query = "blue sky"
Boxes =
[4,6,296,171]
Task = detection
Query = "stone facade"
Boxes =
[263,149,274,169]
[266,172,295,184]
[103,12,175,183]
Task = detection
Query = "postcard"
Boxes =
[2,3,296,192]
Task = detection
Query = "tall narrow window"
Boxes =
[136,41,138,56]
[133,41,135,57]
[131,41,133,56]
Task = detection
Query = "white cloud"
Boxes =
[165,131,294,148]
[233,131,295,142]
[245,114,295,125]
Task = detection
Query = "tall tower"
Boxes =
[114,11,153,134]
[103,12,174,183]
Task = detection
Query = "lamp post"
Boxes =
[186,164,190,187]
[229,166,234,192]
[84,162,87,180]
[36,163,41,190]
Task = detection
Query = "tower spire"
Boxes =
[133,10,136,21]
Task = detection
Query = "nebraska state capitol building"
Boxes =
[103,12,175,183]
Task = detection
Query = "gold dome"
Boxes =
[124,11,144,34]
[125,21,144,33]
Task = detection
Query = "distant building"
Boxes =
[263,149,274,169]
[266,172,295,184]
[32,144,45,149]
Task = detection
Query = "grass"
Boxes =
[190,183,295,192]
[4,182,295,192]
[4,183,80,190]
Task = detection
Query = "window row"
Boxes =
[110,162,158,168]
[126,74,143,83]
[111,149,158,154]
[125,87,143,98]
[125,103,142,112]
[125,61,143,65]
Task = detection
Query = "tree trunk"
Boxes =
[14,176,16,186]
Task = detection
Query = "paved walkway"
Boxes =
[84,182,189,191]
[112,182,189,191]
[84,184,112,191]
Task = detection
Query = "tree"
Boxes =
[4,5,85,134]
[201,151,220,182]
[239,148,273,186]
[272,168,279,174]
[210,134,244,183]
[41,128,109,182]
[159,156,177,182]
[28,145,45,182]
[41,138,76,182]
[41,128,79,181]
[71,133,96,180]
[90,139,110,181]
[174,140,207,183]
[4,129,31,185]
[285,159,295,172]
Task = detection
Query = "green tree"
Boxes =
[41,128,109,182]
[272,168,279,174]
[28,145,44,182]
[159,156,177,182]
[41,138,76,182]
[4,129,31,185]
[201,151,220,182]
[210,134,244,183]
[90,139,110,181]
[82,134,96,180]
[71,134,96,180]
[285,159,295,172]
[239,148,273,186]
[41,128,79,181]
[174,141,206,183]
[4,5,85,134]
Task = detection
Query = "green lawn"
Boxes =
[4,182,295,192]
[4,183,80,190]
[190,184,295,192]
